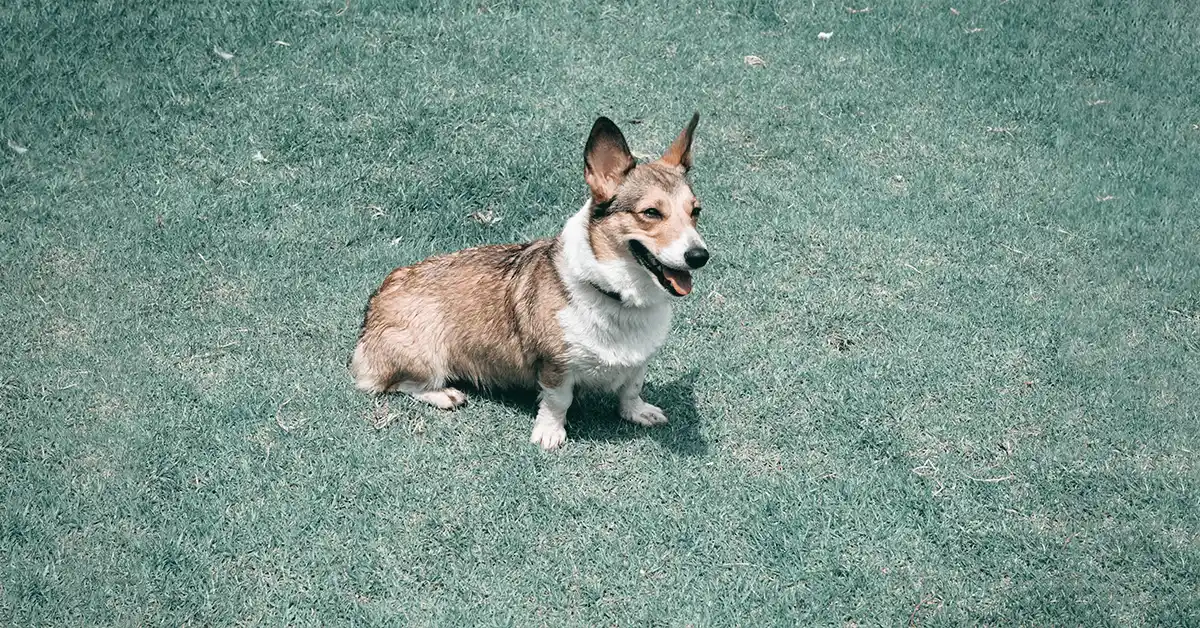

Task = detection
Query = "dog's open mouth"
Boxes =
[629,240,693,297]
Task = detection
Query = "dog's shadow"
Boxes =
[481,370,708,456]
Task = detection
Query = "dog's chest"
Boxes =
[557,301,671,380]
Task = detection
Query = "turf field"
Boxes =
[2,0,1198,624]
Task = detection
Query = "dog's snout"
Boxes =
[684,247,710,269]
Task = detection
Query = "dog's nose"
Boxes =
[684,247,710,269]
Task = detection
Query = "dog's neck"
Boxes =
[557,201,671,309]
[586,280,624,303]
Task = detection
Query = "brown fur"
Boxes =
[351,239,569,394]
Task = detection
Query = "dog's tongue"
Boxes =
[662,268,693,296]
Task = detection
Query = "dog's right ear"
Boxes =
[584,116,635,204]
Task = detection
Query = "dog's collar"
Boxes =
[585,280,623,304]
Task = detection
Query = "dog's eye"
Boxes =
[642,207,663,219]
[693,207,702,219]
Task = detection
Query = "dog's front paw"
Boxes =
[530,420,567,450]
[621,400,669,427]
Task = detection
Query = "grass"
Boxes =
[2,0,1199,624]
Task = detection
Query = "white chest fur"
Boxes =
[555,203,675,388]
[558,298,672,385]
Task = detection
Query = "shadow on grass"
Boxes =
[477,370,708,456]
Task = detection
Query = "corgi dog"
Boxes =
[350,113,708,449]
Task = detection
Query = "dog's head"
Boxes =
[583,113,708,297]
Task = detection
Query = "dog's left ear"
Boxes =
[659,112,700,172]
[585,116,636,204]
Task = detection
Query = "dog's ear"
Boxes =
[659,112,700,172]
[584,116,636,204]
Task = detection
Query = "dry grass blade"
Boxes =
[469,209,501,225]
[370,398,394,430]
[966,473,1015,482]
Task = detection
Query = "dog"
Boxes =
[350,113,708,449]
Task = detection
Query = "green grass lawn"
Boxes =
[3,0,1198,624]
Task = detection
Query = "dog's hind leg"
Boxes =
[350,341,466,409]
[387,380,468,410]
